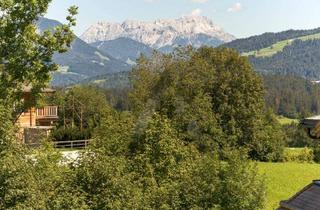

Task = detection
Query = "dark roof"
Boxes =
[300,116,320,139]
[300,116,320,129]
[278,180,320,210]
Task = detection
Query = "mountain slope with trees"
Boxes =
[222,27,320,80]
[262,74,320,118]
[223,27,320,53]
[38,18,130,86]
[252,39,320,80]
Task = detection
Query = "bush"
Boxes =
[52,127,92,141]
[282,124,313,148]
[313,143,320,163]
[283,148,314,163]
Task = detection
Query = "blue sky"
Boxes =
[46,0,320,38]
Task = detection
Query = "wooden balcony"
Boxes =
[36,106,58,119]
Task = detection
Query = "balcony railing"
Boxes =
[36,106,58,119]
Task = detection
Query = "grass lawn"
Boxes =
[258,162,320,210]
[276,116,299,125]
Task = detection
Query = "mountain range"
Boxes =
[40,16,234,86]
[41,16,320,88]
[81,16,235,49]
[38,18,130,86]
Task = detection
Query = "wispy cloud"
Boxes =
[227,2,243,13]
[190,0,208,3]
[190,8,203,16]
[144,0,156,3]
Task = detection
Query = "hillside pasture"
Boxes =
[243,32,320,57]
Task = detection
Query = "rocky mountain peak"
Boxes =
[80,16,235,48]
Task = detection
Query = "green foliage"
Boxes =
[243,33,320,57]
[130,47,285,161]
[276,116,299,125]
[282,123,313,148]
[282,148,314,163]
[73,154,142,210]
[52,86,110,129]
[250,110,285,162]
[92,109,135,156]
[312,142,320,163]
[0,0,77,108]
[251,39,320,80]
[223,27,320,53]
[263,74,320,118]
[52,127,92,141]
[79,113,265,209]
[217,152,266,210]
[0,138,87,209]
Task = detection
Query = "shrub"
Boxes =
[282,124,313,148]
[313,143,320,163]
[52,127,92,141]
[283,148,314,163]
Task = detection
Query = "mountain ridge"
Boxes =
[38,17,130,86]
[80,16,235,49]
[91,37,154,65]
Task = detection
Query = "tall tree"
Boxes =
[130,47,284,160]
[0,0,77,107]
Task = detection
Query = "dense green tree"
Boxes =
[283,123,313,148]
[0,104,86,209]
[49,86,113,141]
[93,108,135,156]
[51,86,110,130]
[0,0,77,115]
[79,113,266,209]
[130,47,284,160]
[250,109,285,161]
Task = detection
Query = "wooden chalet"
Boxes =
[16,86,59,144]
[278,180,320,210]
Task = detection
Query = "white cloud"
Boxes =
[190,8,202,16]
[144,0,156,3]
[190,0,208,3]
[227,2,243,13]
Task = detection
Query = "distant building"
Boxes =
[16,86,58,144]
[278,180,320,210]
[300,115,320,139]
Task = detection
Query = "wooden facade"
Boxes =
[16,87,58,143]
[17,106,58,128]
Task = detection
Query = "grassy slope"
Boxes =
[243,33,320,57]
[276,116,299,125]
[258,162,320,210]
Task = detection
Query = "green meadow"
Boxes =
[276,116,299,125]
[243,32,320,57]
[258,162,320,210]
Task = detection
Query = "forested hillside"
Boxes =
[78,71,320,119]
[263,74,320,118]
[252,39,320,79]
[79,71,130,89]
[223,28,320,52]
